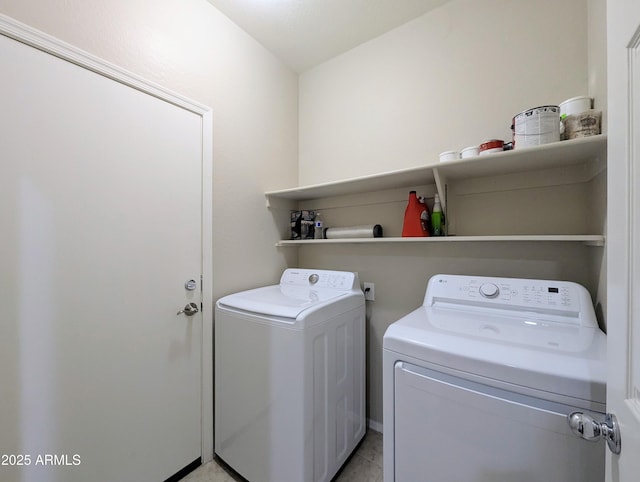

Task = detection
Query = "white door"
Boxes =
[607,0,640,480]
[0,18,212,482]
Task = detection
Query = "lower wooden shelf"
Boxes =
[276,235,605,247]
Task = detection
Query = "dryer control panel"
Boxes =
[424,275,596,327]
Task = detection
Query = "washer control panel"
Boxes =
[424,274,593,325]
[280,269,357,291]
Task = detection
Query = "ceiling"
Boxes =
[206,0,450,73]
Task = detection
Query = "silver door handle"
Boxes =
[177,302,199,316]
[567,412,621,454]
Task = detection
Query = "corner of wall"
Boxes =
[588,0,608,131]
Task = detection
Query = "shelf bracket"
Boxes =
[433,167,448,215]
[584,238,606,247]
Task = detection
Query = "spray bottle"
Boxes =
[431,194,442,236]
[314,212,324,239]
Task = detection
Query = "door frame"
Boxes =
[606,0,640,478]
[0,13,214,463]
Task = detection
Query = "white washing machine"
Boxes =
[215,268,366,482]
[383,274,607,482]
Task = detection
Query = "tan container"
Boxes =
[564,110,601,139]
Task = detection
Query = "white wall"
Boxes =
[588,0,608,128]
[299,0,589,185]
[0,0,299,298]
[298,0,598,428]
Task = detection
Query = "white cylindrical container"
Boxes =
[513,105,560,148]
[439,151,458,162]
[559,96,592,117]
[460,146,479,159]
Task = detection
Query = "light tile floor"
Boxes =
[180,430,383,482]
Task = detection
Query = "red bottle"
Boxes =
[402,191,429,237]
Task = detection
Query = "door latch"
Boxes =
[177,302,199,316]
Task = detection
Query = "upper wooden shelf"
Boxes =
[265,162,436,201]
[265,135,607,201]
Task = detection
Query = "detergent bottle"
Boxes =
[402,191,429,237]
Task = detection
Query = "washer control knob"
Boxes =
[308,273,319,284]
[479,283,500,298]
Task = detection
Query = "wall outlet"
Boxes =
[363,282,375,301]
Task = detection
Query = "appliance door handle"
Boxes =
[567,412,621,454]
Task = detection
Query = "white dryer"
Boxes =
[383,274,607,482]
[215,268,366,482]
